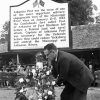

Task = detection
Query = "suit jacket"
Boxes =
[52,51,94,93]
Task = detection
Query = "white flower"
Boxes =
[35,87,38,90]
[32,69,36,76]
[46,71,50,75]
[52,81,56,85]
[24,88,28,91]
[41,74,46,78]
[19,88,24,93]
[38,93,42,99]
[38,73,41,76]
[38,99,42,100]
[44,65,47,68]
[32,66,35,69]
[19,78,24,83]
[36,62,43,69]
[44,89,48,93]
[38,93,42,96]
[26,78,30,82]
[46,81,50,85]
[44,96,48,99]
[38,82,41,85]
[48,91,52,95]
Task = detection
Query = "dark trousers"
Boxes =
[61,83,87,100]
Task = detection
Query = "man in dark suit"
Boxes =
[43,43,94,100]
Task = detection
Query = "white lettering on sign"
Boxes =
[10,0,69,50]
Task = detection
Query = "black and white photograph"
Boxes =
[0,0,100,100]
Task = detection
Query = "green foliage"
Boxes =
[0,21,10,43]
[3,21,10,32]
[70,0,93,25]
[53,0,94,25]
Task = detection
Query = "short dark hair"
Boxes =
[44,43,57,51]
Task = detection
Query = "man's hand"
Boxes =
[56,76,64,86]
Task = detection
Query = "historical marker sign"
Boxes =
[10,0,70,50]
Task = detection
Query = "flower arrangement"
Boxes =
[15,52,56,100]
